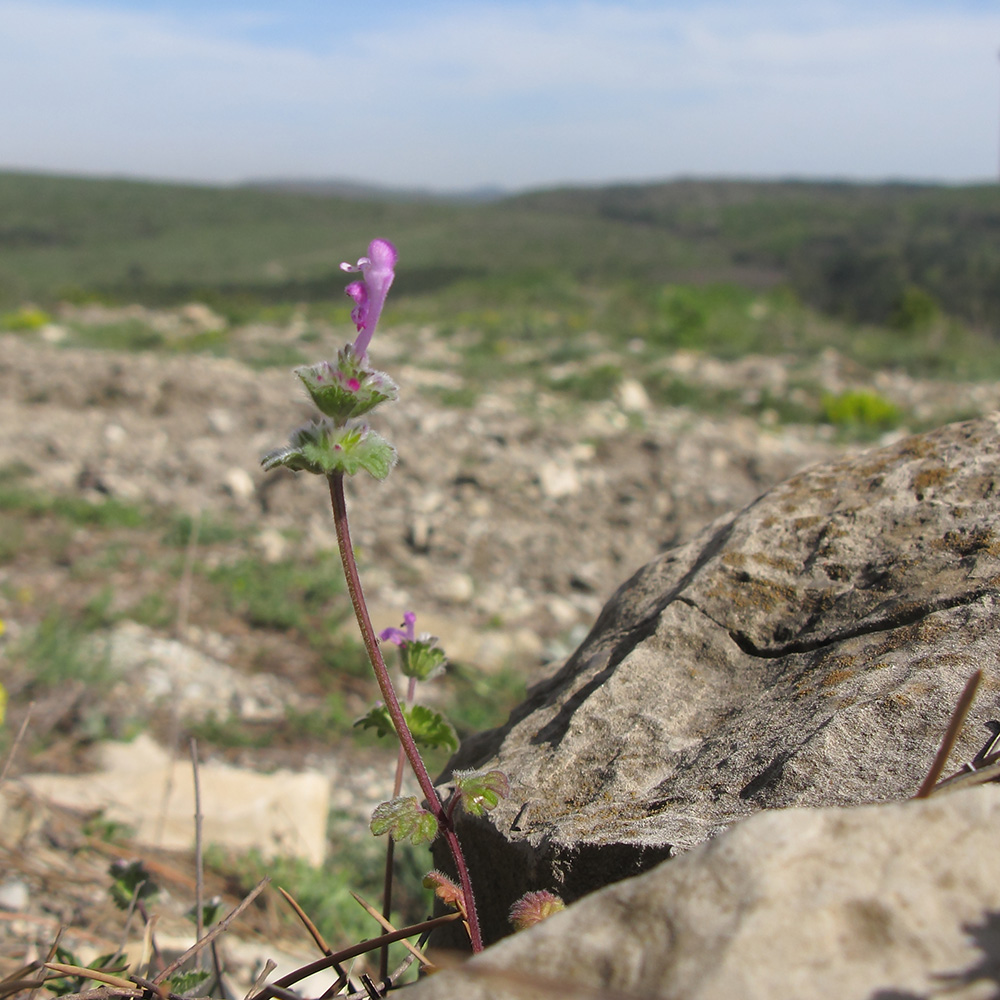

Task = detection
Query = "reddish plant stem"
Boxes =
[380,675,415,980]
[328,472,484,953]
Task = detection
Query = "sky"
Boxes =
[2,0,1000,192]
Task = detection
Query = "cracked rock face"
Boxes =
[436,414,1000,945]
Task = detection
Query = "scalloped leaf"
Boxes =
[354,704,458,752]
[261,420,396,480]
[354,704,396,740]
[370,796,439,845]
[400,640,447,681]
[407,704,459,751]
[453,768,511,817]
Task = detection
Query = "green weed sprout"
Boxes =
[262,239,506,954]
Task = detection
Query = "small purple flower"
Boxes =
[379,610,417,646]
[340,238,398,358]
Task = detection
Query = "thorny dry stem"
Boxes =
[189,740,205,969]
[251,912,463,1000]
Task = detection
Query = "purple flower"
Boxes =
[340,238,398,358]
[379,610,417,646]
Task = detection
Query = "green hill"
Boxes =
[1,171,998,332]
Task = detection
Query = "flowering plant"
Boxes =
[263,239,496,957]
[262,238,564,967]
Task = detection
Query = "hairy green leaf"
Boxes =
[370,796,439,845]
[354,703,458,752]
[453,768,510,817]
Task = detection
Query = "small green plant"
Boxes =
[891,285,940,332]
[1,304,50,331]
[822,389,903,437]
[209,554,349,631]
[261,239,560,959]
[14,613,110,691]
[44,946,127,996]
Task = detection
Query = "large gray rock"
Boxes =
[413,785,1000,1000]
[436,415,1000,944]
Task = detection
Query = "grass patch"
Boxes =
[0,480,148,530]
[209,553,349,631]
[162,511,240,547]
[822,389,904,439]
[12,613,110,690]
[207,828,431,961]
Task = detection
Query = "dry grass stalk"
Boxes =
[348,892,433,970]
[914,669,981,798]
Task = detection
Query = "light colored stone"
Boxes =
[435,416,1000,943]
[616,377,650,413]
[536,460,580,499]
[434,571,475,605]
[253,527,288,563]
[19,733,329,865]
[207,407,236,435]
[411,786,1000,1000]
[179,302,226,333]
[0,879,29,912]
[100,621,307,722]
[222,466,255,504]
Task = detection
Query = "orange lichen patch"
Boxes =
[821,667,856,688]
[898,436,938,460]
[937,526,1000,558]
[911,465,952,496]
[750,552,800,574]
[705,575,796,612]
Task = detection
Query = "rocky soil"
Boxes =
[3,310,1000,993]
[8,322,992,671]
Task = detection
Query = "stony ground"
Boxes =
[3,307,1000,992]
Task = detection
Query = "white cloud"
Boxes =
[0,0,998,187]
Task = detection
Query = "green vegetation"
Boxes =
[822,390,903,439]
[208,829,429,964]
[1,171,999,335]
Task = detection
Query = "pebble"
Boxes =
[0,879,29,912]
[222,467,255,504]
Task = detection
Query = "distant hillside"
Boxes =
[0,170,998,332]
[242,177,506,203]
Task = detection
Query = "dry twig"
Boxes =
[349,892,434,970]
[153,876,270,985]
[914,669,981,798]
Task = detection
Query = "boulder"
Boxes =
[413,785,1000,1000]
[435,415,1000,944]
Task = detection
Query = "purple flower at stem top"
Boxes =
[341,238,398,358]
[380,610,416,646]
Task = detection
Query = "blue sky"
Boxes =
[3,0,1000,191]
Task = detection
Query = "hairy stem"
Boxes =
[380,676,415,979]
[328,472,484,953]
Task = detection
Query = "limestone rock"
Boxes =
[435,415,1000,944]
[411,786,1000,1000]
[20,733,329,864]
[101,621,308,722]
